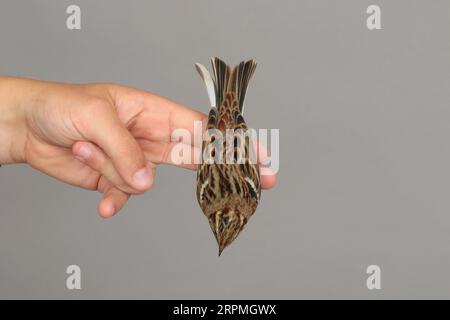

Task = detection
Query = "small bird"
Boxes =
[195,57,261,256]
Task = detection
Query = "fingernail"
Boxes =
[133,167,152,189]
[77,145,91,159]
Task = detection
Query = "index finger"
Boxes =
[150,94,208,138]
[110,85,208,144]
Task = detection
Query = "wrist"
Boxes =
[0,77,30,164]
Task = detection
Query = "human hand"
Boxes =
[0,77,276,217]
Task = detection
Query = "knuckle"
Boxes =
[85,97,111,115]
[73,97,114,135]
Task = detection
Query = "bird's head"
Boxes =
[208,207,248,256]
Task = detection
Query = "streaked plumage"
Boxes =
[195,57,261,256]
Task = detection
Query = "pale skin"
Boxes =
[0,77,276,217]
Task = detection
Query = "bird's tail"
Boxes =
[195,57,257,114]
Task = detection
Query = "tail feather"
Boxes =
[195,63,217,107]
[233,59,257,113]
[196,57,257,114]
[211,57,231,109]
[211,57,257,114]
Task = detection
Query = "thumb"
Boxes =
[80,103,153,192]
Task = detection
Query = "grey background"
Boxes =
[0,0,450,299]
